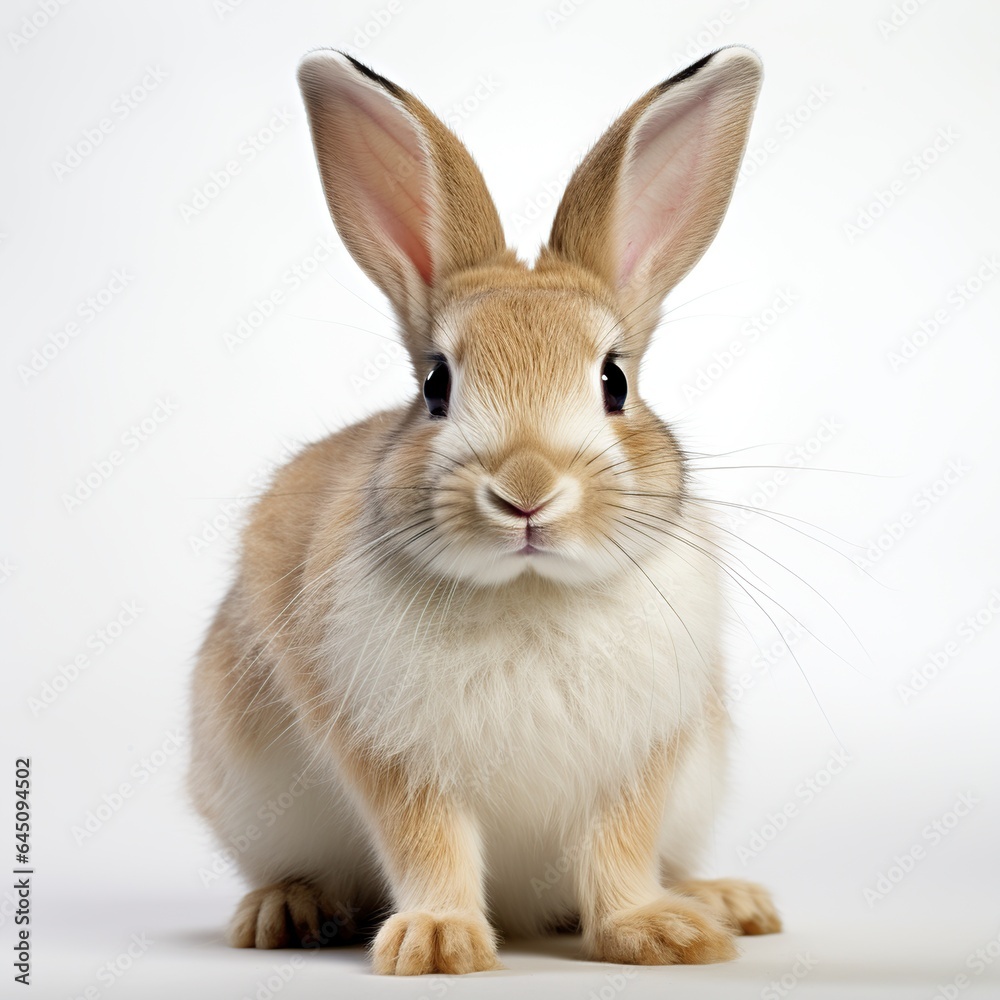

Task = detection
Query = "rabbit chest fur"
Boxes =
[194,440,726,934]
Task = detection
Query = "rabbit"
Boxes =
[188,45,781,976]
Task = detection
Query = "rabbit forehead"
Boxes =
[435,288,619,373]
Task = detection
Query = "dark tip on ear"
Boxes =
[658,51,714,92]
[344,53,404,98]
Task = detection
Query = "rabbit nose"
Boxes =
[483,451,562,522]
[485,488,549,520]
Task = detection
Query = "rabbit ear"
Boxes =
[546,47,762,348]
[297,52,507,350]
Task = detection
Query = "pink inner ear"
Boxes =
[370,201,433,286]
[341,86,435,286]
[615,88,709,289]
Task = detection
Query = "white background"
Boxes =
[3,0,999,997]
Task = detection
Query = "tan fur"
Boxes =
[372,911,501,976]
[671,878,783,936]
[327,738,503,973]
[546,53,762,347]
[188,415,395,770]
[579,737,737,964]
[591,896,738,965]
[229,879,348,949]
[189,47,773,975]
[297,56,509,347]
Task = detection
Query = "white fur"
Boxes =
[214,512,725,935]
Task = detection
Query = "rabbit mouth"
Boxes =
[513,524,548,557]
[515,542,543,556]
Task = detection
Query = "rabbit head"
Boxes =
[297,49,761,587]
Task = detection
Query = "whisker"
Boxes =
[616,513,842,743]
[622,507,866,678]
[688,463,899,478]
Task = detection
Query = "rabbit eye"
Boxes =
[423,360,450,418]
[601,359,627,413]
